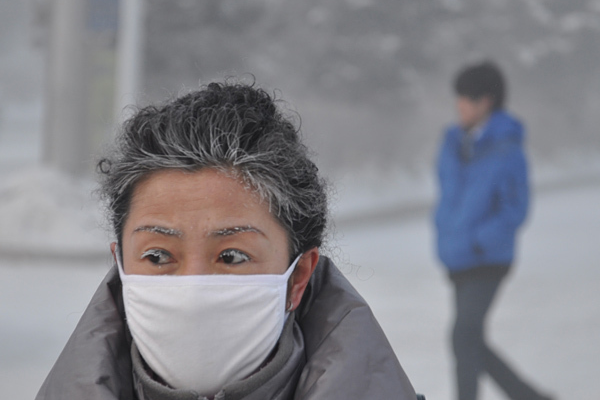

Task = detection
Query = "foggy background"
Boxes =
[2,0,600,176]
[0,1,599,399]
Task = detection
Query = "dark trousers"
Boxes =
[451,267,547,400]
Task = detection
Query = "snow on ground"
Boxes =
[0,172,598,399]
[0,258,112,399]
[0,167,108,257]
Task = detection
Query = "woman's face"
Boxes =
[118,168,291,276]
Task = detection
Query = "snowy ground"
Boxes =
[337,182,600,400]
[1,177,599,399]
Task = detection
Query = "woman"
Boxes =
[36,81,418,400]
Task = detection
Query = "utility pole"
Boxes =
[114,0,145,125]
[42,0,88,175]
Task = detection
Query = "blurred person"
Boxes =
[36,81,420,400]
[434,61,553,400]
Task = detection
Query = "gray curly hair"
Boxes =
[97,81,328,258]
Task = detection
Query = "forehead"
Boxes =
[457,95,478,104]
[136,166,253,199]
[457,95,488,105]
[126,169,273,228]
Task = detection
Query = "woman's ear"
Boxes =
[288,247,319,311]
[110,242,118,264]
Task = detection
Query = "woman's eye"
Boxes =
[219,249,250,265]
[141,249,173,265]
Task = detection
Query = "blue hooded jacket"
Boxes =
[434,110,529,273]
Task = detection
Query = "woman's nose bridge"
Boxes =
[178,255,212,276]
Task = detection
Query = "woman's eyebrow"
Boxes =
[208,225,263,237]
[133,225,183,238]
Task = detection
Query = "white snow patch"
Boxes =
[0,167,108,256]
[331,164,436,222]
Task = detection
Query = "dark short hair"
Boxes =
[97,81,328,259]
[453,61,506,110]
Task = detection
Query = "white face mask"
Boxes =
[117,249,299,397]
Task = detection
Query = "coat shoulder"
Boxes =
[35,267,134,400]
[295,257,417,399]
